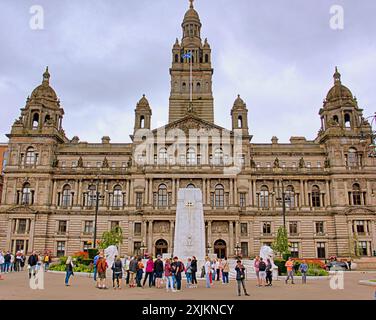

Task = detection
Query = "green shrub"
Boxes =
[282,252,291,261]
[88,248,99,260]
[59,256,67,265]
[274,259,286,275]
[81,259,93,266]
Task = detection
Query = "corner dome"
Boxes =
[137,94,150,108]
[233,94,246,108]
[30,67,58,101]
[183,0,200,24]
[325,67,353,102]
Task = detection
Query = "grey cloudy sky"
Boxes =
[0,0,375,143]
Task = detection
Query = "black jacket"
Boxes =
[28,254,38,266]
[259,261,266,271]
[112,260,123,274]
[154,259,164,273]
[191,259,197,272]
[4,254,11,263]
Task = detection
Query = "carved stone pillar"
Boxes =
[229,221,234,257]
[148,220,153,254]
[170,220,175,253]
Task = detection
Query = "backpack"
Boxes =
[97,259,107,273]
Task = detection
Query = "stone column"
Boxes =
[235,221,240,244]
[149,178,153,205]
[52,180,57,206]
[366,180,372,205]
[145,179,149,205]
[248,180,253,207]
[207,220,212,250]
[15,219,19,235]
[75,180,80,206]
[126,180,130,206]
[234,179,238,205]
[304,180,309,207]
[344,181,349,205]
[170,220,175,253]
[206,179,210,205]
[202,178,206,205]
[229,179,233,205]
[148,220,153,254]
[326,180,331,207]
[229,221,234,257]
[300,180,304,207]
[252,180,257,207]
[142,221,147,245]
[129,180,134,205]
[172,179,176,205]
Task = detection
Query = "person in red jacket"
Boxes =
[143,256,154,287]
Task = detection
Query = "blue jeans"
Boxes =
[212,270,216,281]
[205,273,211,288]
[166,276,174,290]
[301,272,307,284]
[4,262,10,272]
[174,273,182,290]
[222,272,229,283]
[93,266,97,281]
[0,263,3,273]
[186,273,192,285]
[65,271,73,285]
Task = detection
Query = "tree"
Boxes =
[272,226,289,258]
[98,226,123,250]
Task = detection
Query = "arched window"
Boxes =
[113,185,123,208]
[215,184,225,208]
[205,54,209,63]
[186,148,196,165]
[158,184,168,207]
[174,54,179,63]
[238,115,243,128]
[21,183,31,205]
[352,183,361,205]
[182,82,187,91]
[25,147,36,165]
[140,115,145,129]
[347,148,358,167]
[333,115,339,123]
[187,183,195,189]
[311,185,321,207]
[87,185,97,207]
[285,185,295,208]
[45,114,51,123]
[62,185,71,207]
[32,113,39,129]
[259,185,269,209]
[158,148,168,164]
[214,148,223,165]
[344,113,351,128]
[196,82,201,93]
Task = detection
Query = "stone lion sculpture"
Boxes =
[259,245,278,277]
[104,245,119,273]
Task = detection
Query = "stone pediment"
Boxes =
[152,114,231,135]
[344,207,376,215]
[7,205,38,214]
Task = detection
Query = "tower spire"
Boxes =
[333,66,341,84]
[43,66,50,84]
[189,0,194,9]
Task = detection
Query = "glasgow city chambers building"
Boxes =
[0,1,375,260]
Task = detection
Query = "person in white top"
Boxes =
[10,254,15,272]
[204,256,211,288]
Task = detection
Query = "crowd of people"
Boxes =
[0,250,27,273]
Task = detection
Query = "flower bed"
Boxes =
[49,252,94,273]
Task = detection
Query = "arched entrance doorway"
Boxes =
[214,239,227,259]
[155,239,168,256]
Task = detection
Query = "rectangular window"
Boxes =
[136,192,143,209]
[61,161,66,168]
[317,242,326,258]
[289,222,298,235]
[292,162,296,168]
[241,242,248,257]
[317,161,321,168]
[110,221,119,230]
[239,193,246,208]
[134,222,142,236]
[84,221,94,234]
[58,220,67,234]
[86,162,91,168]
[315,221,324,235]
[306,162,311,168]
[15,239,25,252]
[133,241,141,256]
[358,241,368,256]
[290,242,299,258]
[83,241,92,252]
[282,162,286,168]
[240,223,248,236]
[122,162,127,168]
[111,162,116,168]
[71,161,77,168]
[57,241,66,257]
[262,222,271,235]
[96,162,101,168]
[266,162,271,168]
[17,219,27,234]
[355,221,365,234]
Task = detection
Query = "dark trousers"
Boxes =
[216,269,220,281]
[191,272,197,284]
[237,279,248,295]
[113,273,122,287]
[143,272,154,287]
[222,272,229,283]
[174,273,182,290]
[126,271,130,284]
[266,271,272,285]
[136,270,143,287]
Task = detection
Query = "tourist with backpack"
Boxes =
[93,252,100,282]
[111,256,123,289]
[164,258,175,292]
[266,258,273,286]
[96,254,108,289]
[190,256,198,287]
[143,256,154,288]
[128,256,138,288]
[154,255,164,289]
[222,257,230,284]
[258,257,267,287]
[65,256,74,286]
[171,256,184,291]
[185,258,193,288]
[136,257,144,287]
[235,260,250,296]
[299,261,308,284]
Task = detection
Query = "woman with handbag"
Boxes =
[235,260,249,296]
[65,256,74,286]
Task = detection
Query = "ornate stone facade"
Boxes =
[0,1,375,259]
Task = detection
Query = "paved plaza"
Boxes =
[0,271,375,300]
